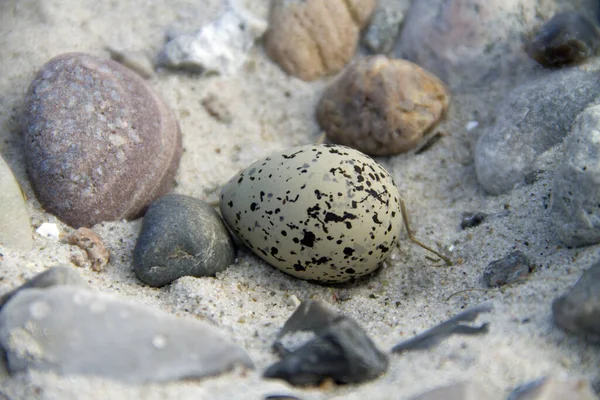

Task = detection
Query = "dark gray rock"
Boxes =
[0,286,253,383]
[474,68,600,195]
[265,300,388,386]
[553,260,600,340]
[551,105,600,247]
[0,266,88,309]
[483,251,533,287]
[23,52,182,228]
[460,212,488,230]
[133,194,235,287]
[526,11,600,68]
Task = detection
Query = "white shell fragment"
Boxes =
[36,222,60,240]
[220,144,403,282]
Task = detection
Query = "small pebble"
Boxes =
[265,300,388,386]
[362,0,410,54]
[35,222,60,240]
[158,7,267,75]
[460,212,487,230]
[0,286,253,382]
[410,381,503,400]
[475,67,600,195]
[551,104,600,247]
[0,155,32,251]
[553,260,600,340]
[483,251,533,288]
[508,376,597,400]
[23,52,182,227]
[317,56,449,156]
[219,144,403,283]
[265,0,376,81]
[526,11,600,68]
[66,227,110,272]
[134,194,235,287]
[202,94,233,123]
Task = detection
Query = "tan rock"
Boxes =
[265,0,376,81]
[67,227,110,272]
[317,55,450,156]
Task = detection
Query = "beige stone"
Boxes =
[265,0,376,81]
[317,55,450,156]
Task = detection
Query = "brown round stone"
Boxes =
[23,53,182,227]
[316,55,450,156]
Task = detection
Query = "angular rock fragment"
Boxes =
[133,194,235,287]
[483,251,533,288]
[0,286,253,383]
[23,52,182,227]
[0,155,32,252]
[317,56,449,156]
[553,260,600,340]
[264,300,388,386]
[551,104,600,247]
[265,0,376,81]
[66,227,110,272]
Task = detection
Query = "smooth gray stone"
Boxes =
[362,0,410,54]
[0,266,89,309]
[551,105,600,246]
[553,260,600,340]
[0,286,253,383]
[475,68,600,195]
[0,155,32,252]
[133,194,235,287]
[483,251,533,287]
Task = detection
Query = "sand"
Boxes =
[0,0,599,399]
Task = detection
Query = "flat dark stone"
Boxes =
[483,251,533,288]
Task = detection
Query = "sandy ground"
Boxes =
[1,0,599,399]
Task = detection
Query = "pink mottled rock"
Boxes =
[24,53,182,227]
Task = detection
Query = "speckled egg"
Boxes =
[220,144,402,282]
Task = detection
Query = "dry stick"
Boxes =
[400,199,453,266]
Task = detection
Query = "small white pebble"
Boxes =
[36,222,60,240]
[286,294,301,307]
[448,244,455,252]
[465,121,479,131]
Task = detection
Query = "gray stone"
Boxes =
[265,300,388,386]
[0,286,253,383]
[474,68,600,195]
[158,7,266,75]
[553,260,600,340]
[551,105,600,247]
[508,376,597,400]
[410,382,503,400]
[0,266,88,309]
[23,52,182,228]
[483,251,533,288]
[394,0,554,89]
[0,155,32,252]
[133,194,235,287]
[362,0,411,54]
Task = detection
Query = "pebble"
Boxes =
[219,144,403,283]
[393,0,552,88]
[35,222,60,240]
[265,300,388,386]
[460,212,487,230]
[0,285,253,382]
[0,155,32,252]
[133,194,235,287]
[551,104,600,247]
[316,56,450,156]
[474,67,600,195]
[0,266,89,309]
[410,382,503,400]
[23,52,182,227]
[508,376,597,400]
[362,0,411,54]
[66,227,110,272]
[158,7,267,75]
[265,0,376,81]
[483,251,533,288]
[526,11,600,68]
[553,260,600,340]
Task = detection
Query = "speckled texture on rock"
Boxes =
[23,52,182,227]
[474,67,600,195]
[133,194,235,287]
[0,286,253,383]
[551,104,600,247]
[265,0,376,81]
[317,56,450,156]
[220,144,403,282]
